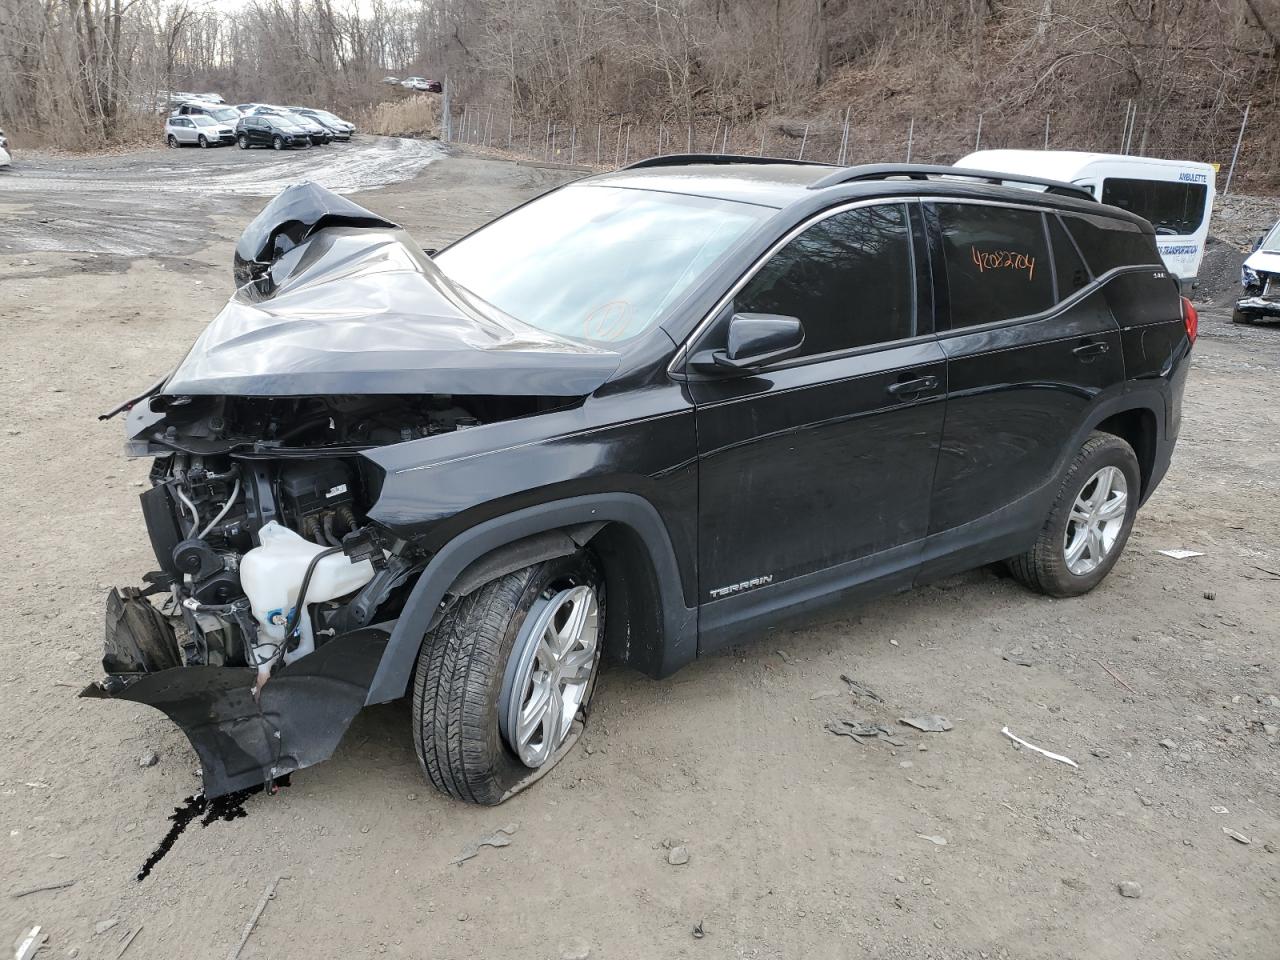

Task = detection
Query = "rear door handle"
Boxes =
[1073,341,1109,359]
[887,374,939,397]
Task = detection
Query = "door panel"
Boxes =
[693,339,946,602]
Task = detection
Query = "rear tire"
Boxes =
[237,134,249,149]
[1232,308,1254,325]
[166,135,178,148]
[1007,432,1140,598]
[412,552,604,805]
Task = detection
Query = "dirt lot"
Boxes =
[1,141,1278,960]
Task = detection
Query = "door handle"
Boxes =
[1072,341,1109,359]
[886,374,939,397]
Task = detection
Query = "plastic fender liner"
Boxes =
[365,494,697,705]
[81,629,387,800]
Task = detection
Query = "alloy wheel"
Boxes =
[1063,465,1128,575]
[166,135,177,148]
[499,585,600,768]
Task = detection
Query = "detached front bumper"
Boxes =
[82,624,389,799]
[1235,296,1280,322]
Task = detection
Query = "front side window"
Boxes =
[1260,221,1280,253]
[434,185,771,343]
[733,203,915,357]
[935,203,1054,328]
[1101,177,1207,236]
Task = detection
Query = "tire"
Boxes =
[1232,308,1254,325]
[1007,431,1141,598]
[272,135,284,151]
[197,135,208,148]
[412,551,605,804]
[166,135,178,148]
[237,134,249,149]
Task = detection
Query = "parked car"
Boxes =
[959,150,1216,283]
[90,160,1193,806]
[0,127,10,167]
[401,76,442,92]
[381,76,401,85]
[287,107,355,140]
[171,101,242,125]
[195,93,225,104]
[234,114,312,150]
[165,114,236,147]
[1235,218,1280,324]
[250,106,330,144]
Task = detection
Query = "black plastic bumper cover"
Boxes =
[81,629,388,799]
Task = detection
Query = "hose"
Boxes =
[282,545,344,642]
[196,477,241,539]
[174,485,201,536]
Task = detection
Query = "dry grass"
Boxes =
[358,96,441,139]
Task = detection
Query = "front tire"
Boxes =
[1232,307,1254,325]
[272,135,284,151]
[412,552,604,804]
[1007,432,1140,597]
[197,135,208,148]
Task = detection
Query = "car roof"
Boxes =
[580,158,1124,219]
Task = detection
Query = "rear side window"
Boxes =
[1101,177,1207,236]
[935,204,1053,328]
[734,203,915,357]
[1062,212,1161,275]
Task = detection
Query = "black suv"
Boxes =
[234,114,311,150]
[89,160,1194,805]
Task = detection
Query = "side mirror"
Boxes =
[691,312,805,372]
[1256,235,1266,251]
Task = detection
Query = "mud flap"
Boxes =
[81,629,388,799]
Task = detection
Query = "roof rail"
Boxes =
[622,153,833,171]
[808,163,1095,202]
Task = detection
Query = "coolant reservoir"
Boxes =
[240,521,375,671]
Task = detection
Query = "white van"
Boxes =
[957,150,1216,282]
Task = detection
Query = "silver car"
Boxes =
[165,114,236,148]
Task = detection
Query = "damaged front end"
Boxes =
[86,182,619,798]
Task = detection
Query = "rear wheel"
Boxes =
[1007,432,1140,597]
[1232,307,1254,325]
[237,134,249,149]
[166,135,178,148]
[272,135,284,151]
[412,552,604,804]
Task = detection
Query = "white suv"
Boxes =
[165,115,235,148]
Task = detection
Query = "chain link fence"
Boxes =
[441,95,1262,196]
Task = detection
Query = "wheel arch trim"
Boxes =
[365,493,695,704]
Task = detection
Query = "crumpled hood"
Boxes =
[1244,249,1280,275]
[163,222,621,399]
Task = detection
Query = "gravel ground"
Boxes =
[0,145,1277,960]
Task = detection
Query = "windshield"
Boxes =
[192,115,216,126]
[312,110,341,123]
[212,108,238,122]
[434,185,771,342]
[1262,221,1280,254]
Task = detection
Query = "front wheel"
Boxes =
[412,552,604,804]
[272,135,284,151]
[1007,432,1140,597]
[197,135,208,148]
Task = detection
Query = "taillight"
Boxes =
[1181,296,1198,345]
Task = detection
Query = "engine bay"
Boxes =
[109,392,569,689]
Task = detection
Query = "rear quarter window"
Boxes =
[1062,212,1161,276]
